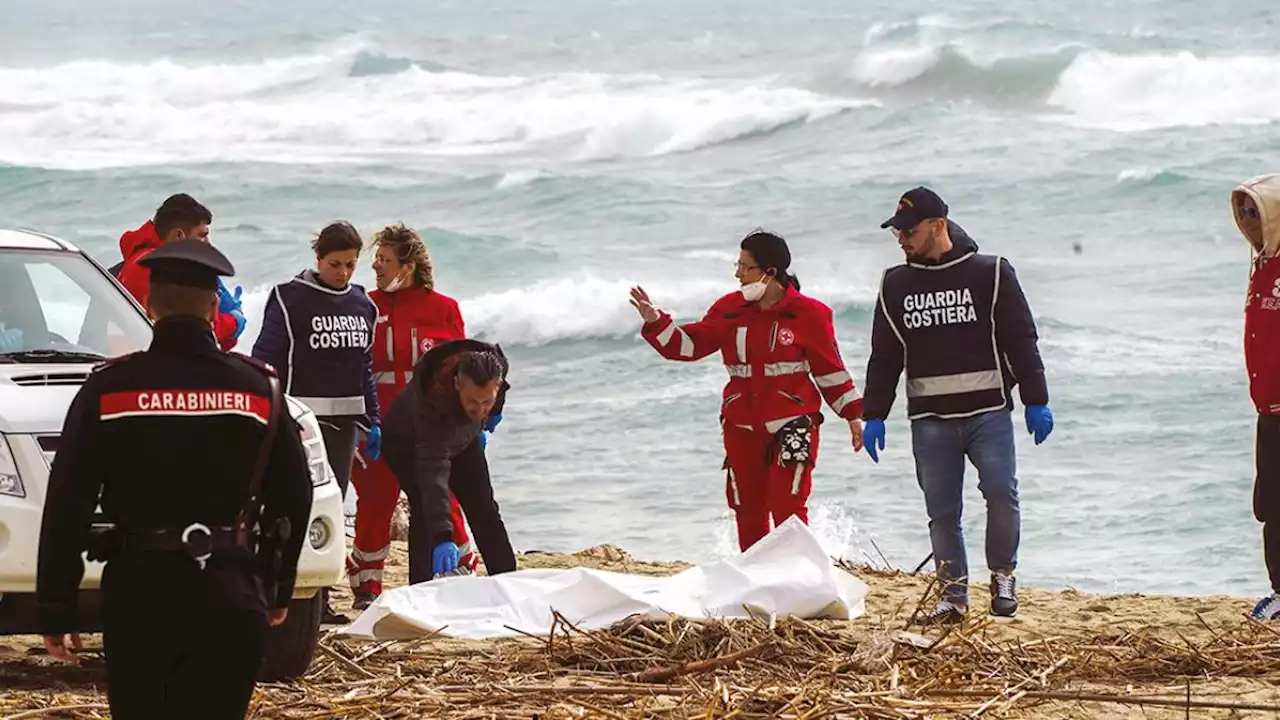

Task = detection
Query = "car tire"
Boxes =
[258,592,323,682]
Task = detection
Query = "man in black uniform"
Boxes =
[36,239,314,719]
[382,339,518,583]
[861,187,1054,625]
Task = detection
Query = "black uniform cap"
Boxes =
[880,186,949,230]
[137,239,235,291]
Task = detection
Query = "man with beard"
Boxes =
[860,186,1054,625]
[380,339,517,583]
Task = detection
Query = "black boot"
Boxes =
[320,588,350,625]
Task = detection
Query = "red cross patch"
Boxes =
[777,328,795,346]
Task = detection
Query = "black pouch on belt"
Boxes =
[774,415,814,466]
[85,526,124,562]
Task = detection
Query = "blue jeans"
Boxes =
[911,409,1019,606]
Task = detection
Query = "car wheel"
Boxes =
[257,592,323,682]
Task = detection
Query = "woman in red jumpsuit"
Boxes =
[346,223,478,609]
[630,230,865,552]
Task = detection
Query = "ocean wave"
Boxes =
[0,48,875,170]
[843,18,1280,130]
[860,13,1062,47]
[232,274,878,351]
[463,276,876,346]
[848,42,1082,103]
[494,169,554,190]
[1115,167,1192,187]
[347,50,450,78]
[1044,50,1280,131]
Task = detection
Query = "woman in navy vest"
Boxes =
[252,221,381,500]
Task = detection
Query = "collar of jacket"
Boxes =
[735,282,802,313]
[293,269,354,295]
[149,315,220,353]
[906,220,980,270]
[418,383,473,426]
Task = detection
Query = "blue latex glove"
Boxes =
[365,425,382,461]
[484,411,503,433]
[0,328,22,353]
[432,541,460,577]
[478,430,487,450]
[1025,404,1053,445]
[229,309,246,339]
[864,419,886,463]
[217,280,243,315]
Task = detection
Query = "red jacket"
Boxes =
[369,285,466,409]
[641,285,863,433]
[1237,174,1280,416]
[1246,255,1280,415]
[117,220,241,351]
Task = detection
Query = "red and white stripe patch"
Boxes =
[100,390,271,424]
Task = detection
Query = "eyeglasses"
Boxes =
[734,262,760,272]
[1240,206,1260,219]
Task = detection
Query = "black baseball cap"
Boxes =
[880,186,949,230]
[138,238,235,291]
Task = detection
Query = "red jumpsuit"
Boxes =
[346,285,478,597]
[118,220,241,351]
[642,285,864,551]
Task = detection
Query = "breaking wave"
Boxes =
[841,16,1280,130]
[0,45,874,170]
[232,273,878,351]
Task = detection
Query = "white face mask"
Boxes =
[740,279,769,302]
[383,269,410,293]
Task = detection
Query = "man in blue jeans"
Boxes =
[860,187,1054,624]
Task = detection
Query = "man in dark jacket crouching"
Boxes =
[381,338,517,583]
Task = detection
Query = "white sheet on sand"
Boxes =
[340,516,871,640]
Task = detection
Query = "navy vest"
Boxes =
[878,250,1011,420]
[273,273,377,419]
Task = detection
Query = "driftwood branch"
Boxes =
[927,689,1280,713]
[633,641,773,683]
[5,705,112,719]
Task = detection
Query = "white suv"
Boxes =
[0,228,345,681]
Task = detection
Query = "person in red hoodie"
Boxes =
[1234,175,1280,621]
[116,193,246,351]
[346,222,487,609]
[629,229,865,552]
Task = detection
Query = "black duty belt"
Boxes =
[124,523,250,570]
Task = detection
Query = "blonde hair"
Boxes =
[371,222,434,290]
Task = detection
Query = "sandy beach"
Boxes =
[4,537,1280,719]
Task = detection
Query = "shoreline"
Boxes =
[3,540,1279,719]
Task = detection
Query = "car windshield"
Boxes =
[0,248,152,361]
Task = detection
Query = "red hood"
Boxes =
[120,219,162,260]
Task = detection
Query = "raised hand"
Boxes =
[628,286,660,324]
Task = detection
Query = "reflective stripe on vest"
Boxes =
[294,396,366,417]
[724,360,810,378]
[905,369,1003,398]
[374,371,412,385]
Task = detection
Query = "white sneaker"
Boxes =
[1252,594,1280,620]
